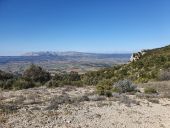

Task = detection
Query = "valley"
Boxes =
[0,52,130,74]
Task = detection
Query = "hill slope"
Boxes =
[82,45,170,85]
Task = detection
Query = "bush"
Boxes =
[163,62,170,69]
[0,79,15,90]
[3,79,14,89]
[69,71,81,81]
[69,81,83,87]
[52,72,82,87]
[82,71,105,85]
[105,90,113,97]
[96,79,113,96]
[45,79,59,88]
[23,64,51,83]
[113,80,137,93]
[53,74,64,81]
[135,77,149,83]
[13,79,35,90]
[144,87,157,94]
[0,81,5,89]
[0,70,13,81]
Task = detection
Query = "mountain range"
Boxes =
[0,51,131,74]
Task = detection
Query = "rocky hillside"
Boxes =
[82,45,170,84]
[128,45,170,82]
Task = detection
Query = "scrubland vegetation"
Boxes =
[1,45,170,128]
[1,45,170,94]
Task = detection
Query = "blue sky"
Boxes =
[0,0,170,55]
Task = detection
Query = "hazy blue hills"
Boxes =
[0,52,131,64]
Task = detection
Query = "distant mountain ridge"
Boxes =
[20,51,131,61]
[22,51,131,57]
[23,51,86,56]
[0,51,131,74]
[0,51,131,64]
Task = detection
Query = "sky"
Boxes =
[0,0,170,56]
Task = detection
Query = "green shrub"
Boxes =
[23,64,51,83]
[96,79,112,95]
[135,77,149,83]
[45,80,59,88]
[82,72,101,85]
[112,87,120,93]
[53,74,64,81]
[0,80,5,89]
[0,79,15,90]
[69,71,81,81]
[13,79,35,90]
[0,70,13,80]
[52,72,82,87]
[163,62,170,69]
[105,90,112,97]
[113,80,137,93]
[3,79,14,89]
[144,87,157,94]
[70,81,83,87]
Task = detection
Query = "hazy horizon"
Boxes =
[0,50,133,56]
[0,0,170,55]
[0,44,169,56]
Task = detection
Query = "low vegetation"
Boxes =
[96,79,137,97]
[13,79,36,90]
[144,87,157,94]
[0,64,83,90]
[23,64,51,83]
[96,79,113,96]
[0,45,170,101]
[158,69,170,81]
[138,80,170,98]
[1,46,170,128]
[82,45,170,85]
[113,80,137,93]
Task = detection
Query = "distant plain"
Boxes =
[0,52,131,74]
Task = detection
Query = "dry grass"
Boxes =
[46,93,90,110]
[138,80,170,98]
[111,94,140,107]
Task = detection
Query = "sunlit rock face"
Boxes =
[130,51,146,62]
